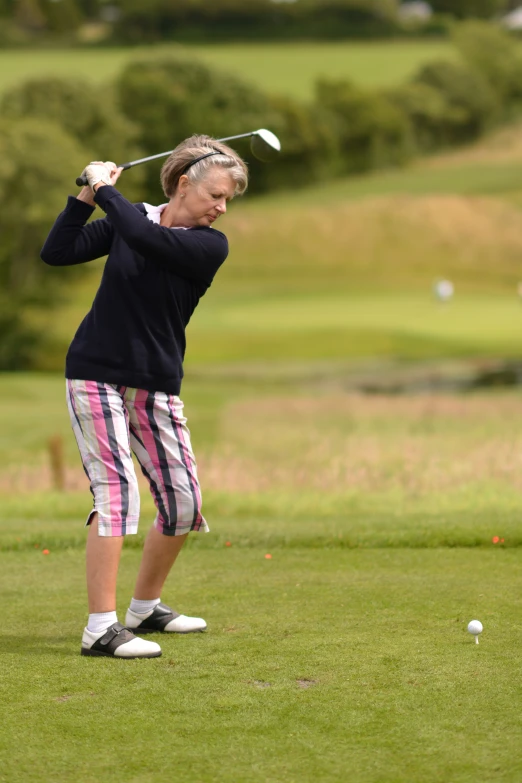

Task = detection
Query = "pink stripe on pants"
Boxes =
[66,380,208,537]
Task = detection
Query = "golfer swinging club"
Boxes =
[42,136,248,659]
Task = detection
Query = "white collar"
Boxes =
[142,202,207,232]
[142,202,192,231]
[143,202,168,225]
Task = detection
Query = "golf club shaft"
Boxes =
[75,132,256,187]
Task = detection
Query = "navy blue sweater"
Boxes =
[41,186,228,394]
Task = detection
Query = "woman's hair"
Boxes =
[160,135,248,198]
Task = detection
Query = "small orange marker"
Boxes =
[225,541,232,547]
[265,554,272,560]
[42,549,50,555]
[492,536,500,544]
[500,538,505,544]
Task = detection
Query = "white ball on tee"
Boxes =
[433,279,454,302]
[467,620,483,636]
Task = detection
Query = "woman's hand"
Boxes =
[76,161,124,205]
[83,161,111,190]
[82,161,124,193]
[102,161,124,188]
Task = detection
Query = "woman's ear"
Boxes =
[177,174,189,198]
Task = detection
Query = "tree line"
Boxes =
[0,0,520,45]
[1,21,522,368]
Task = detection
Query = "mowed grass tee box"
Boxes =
[2,375,522,782]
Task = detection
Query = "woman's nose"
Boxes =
[216,199,227,214]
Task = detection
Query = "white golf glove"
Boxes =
[83,161,114,189]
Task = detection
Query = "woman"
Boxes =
[41,136,248,659]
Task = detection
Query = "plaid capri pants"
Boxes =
[66,380,208,537]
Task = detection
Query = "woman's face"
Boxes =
[178,167,236,227]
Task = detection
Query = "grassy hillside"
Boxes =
[0,40,455,99]
[37,122,522,371]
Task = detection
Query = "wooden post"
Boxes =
[48,434,65,492]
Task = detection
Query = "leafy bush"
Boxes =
[0,16,34,45]
[0,306,39,371]
[453,21,522,108]
[389,82,450,151]
[412,59,499,144]
[249,95,339,191]
[0,117,88,369]
[117,57,299,198]
[314,78,413,174]
[1,77,144,199]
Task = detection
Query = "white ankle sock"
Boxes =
[130,597,161,615]
[87,611,118,635]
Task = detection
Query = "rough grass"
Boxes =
[227,192,522,291]
[423,123,522,167]
[203,393,522,495]
[3,374,522,549]
[222,193,522,287]
[0,40,455,100]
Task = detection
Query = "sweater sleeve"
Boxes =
[93,185,228,285]
[41,196,114,266]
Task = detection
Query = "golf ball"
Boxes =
[467,620,483,636]
[433,279,454,302]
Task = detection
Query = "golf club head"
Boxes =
[250,129,281,162]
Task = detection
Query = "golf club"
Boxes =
[75,128,281,187]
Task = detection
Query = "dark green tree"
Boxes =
[14,0,46,30]
[300,0,398,38]
[111,0,399,42]
[40,0,83,34]
[430,0,508,18]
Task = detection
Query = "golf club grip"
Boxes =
[75,162,131,188]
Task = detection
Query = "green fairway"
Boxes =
[42,284,522,370]
[185,292,522,364]
[0,40,455,100]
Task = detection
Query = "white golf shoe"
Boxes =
[81,622,162,658]
[125,602,207,634]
